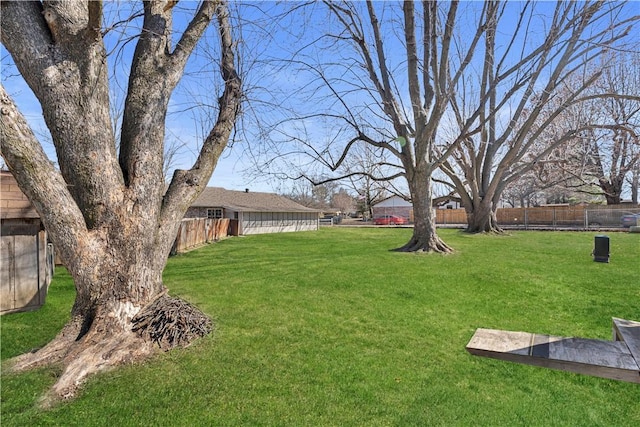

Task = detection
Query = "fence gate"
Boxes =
[1,222,52,315]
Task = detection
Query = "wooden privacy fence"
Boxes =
[435,209,467,224]
[171,218,230,254]
[497,206,587,227]
[436,204,639,228]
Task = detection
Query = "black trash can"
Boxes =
[593,235,609,263]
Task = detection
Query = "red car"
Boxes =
[373,215,408,225]
[621,213,640,227]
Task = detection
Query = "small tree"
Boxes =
[331,188,356,214]
[1,0,241,404]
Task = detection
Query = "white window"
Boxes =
[207,208,223,219]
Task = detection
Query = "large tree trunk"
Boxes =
[7,217,210,405]
[464,198,503,233]
[0,147,211,404]
[395,172,452,253]
[600,177,624,205]
[1,0,240,406]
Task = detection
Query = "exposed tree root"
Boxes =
[7,319,83,373]
[5,296,213,408]
[465,212,504,234]
[6,323,155,408]
[393,236,454,253]
[464,225,505,234]
[39,331,155,408]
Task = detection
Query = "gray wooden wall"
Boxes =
[1,220,54,315]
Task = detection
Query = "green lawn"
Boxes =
[1,228,639,426]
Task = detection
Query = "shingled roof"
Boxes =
[191,187,318,213]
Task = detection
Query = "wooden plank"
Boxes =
[37,230,49,306]
[530,333,549,358]
[467,328,640,383]
[467,328,533,358]
[1,221,40,236]
[5,199,34,209]
[613,318,640,366]
[1,191,30,200]
[13,234,40,309]
[546,335,635,368]
[0,236,15,312]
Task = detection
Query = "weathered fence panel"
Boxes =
[1,171,54,315]
[436,205,639,229]
[497,206,586,227]
[171,218,230,254]
[435,209,467,224]
[1,220,54,315]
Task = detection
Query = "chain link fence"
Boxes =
[436,205,640,230]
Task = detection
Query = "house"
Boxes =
[371,195,413,221]
[435,198,462,209]
[372,194,464,221]
[1,170,54,315]
[185,187,320,235]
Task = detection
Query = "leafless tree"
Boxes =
[336,143,396,218]
[571,52,640,204]
[283,178,339,210]
[331,188,356,214]
[517,51,640,206]
[283,179,316,207]
[436,1,638,232]
[256,1,637,247]
[258,1,492,252]
[1,0,241,404]
[501,173,541,208]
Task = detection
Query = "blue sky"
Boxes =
[2,1,639,197]
[1,1,281,193]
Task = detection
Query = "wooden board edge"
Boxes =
[466,328,640,384]
[612,317,640,367]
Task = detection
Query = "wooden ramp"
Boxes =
[466,318,640,383]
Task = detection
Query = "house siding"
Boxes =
[372,196,413,220]
[241,211,318,235]
[185,187,320,235]
[372,205,412,220]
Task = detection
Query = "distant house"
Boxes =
[185,187,320,235]
[371,195,413,221]
[372,195,464,220]
[435,198,462,210]
[1,170,54,315]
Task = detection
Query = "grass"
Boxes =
[1,228,639,426]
